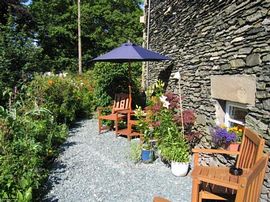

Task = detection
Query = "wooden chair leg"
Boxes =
[98,118,102,134]
[153,196,170,202]
[115,119,118,135]
[192,178,200,202]
[199,191,202,202]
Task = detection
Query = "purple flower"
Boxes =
[212,126,237,147]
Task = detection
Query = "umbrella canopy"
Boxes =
[92,42,170,109]
[92,42,170,62]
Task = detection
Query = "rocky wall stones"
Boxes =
[144,0,270,199]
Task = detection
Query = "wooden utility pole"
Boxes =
[78,0,82,75]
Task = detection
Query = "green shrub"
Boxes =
[0,105,68,201]
[0,72,94,200]
[93,62,143,108]
[129,140,142,163]
[26,73,94,124]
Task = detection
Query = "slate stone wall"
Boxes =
[144,0,270,200]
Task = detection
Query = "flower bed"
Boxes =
[134,80,200,164]
[0,73,94,201]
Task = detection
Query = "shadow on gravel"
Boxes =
[39,159,67,202]
[40,141,78,201]
[58,141,77,153]
[69,118,88,129]
[39,120,87,201]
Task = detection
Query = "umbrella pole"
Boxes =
[128,62,132,110]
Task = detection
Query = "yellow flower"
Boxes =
[48,149,53,156]
[220,124,227,129]
[48,80,53,85]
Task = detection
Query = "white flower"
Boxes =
[44,72,52,76]
[160,95,167,103]
[160,95,170,109]
[163,100,170,109]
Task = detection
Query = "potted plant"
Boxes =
[227,126,244,151]
[211,126,240,151]
[159,127,190,176]
[135,81,199,164]
[134,106,155,162]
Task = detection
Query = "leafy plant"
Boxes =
[129,140,142,163]
[134,106,153,150]
[93,62,143,109]
[0,71,95,200]
[26,73,94,124]
[134,80,200,158]
[159,127,189,163]
[0,101,68,200]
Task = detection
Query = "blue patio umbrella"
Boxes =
[92,42,170,62]
[92,42,170,102]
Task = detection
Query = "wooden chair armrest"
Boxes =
[192,148,240,167]
[97,106,112,111]
[97,106,112,116]
[192,148,240,155]
[115,109,131,114]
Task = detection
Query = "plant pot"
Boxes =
[226,143,240,152]
[171,161,189,177]
[141,149,154,162]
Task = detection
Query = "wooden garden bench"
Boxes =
[191,127,267,202]
[98,93,131,134]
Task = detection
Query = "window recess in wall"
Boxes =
[225,101,248,128]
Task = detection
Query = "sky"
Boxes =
[23,1,144,8]
[23,0,32,5]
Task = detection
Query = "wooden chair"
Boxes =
[191,127,267,202]
[198,154,269,202]
[97,93,131,134]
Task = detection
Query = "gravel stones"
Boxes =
[43,119,192,202]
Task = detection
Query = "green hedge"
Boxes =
[0,73,94,201]
[93,62,144,108]
[26,73,94,124]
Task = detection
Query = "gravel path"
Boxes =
[43,119,192,202]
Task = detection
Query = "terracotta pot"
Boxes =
[226,143,240,152]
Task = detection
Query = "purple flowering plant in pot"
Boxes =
[211,126,237,149]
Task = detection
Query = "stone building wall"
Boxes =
[144,0,270,200]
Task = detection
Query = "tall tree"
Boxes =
[30,0,143,72]
[0,0,42,106]
[0,0,34,29]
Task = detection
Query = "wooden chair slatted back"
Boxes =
[112,93,131,113]
[236,128,265,169]
[236,154,268,202]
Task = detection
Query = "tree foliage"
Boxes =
[0,0,33,27]
[0,1,42,106]
[30,0,143,72]
[1,0,143,108]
